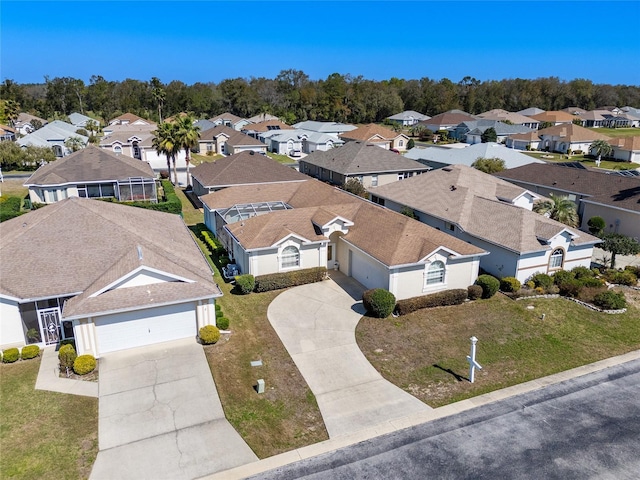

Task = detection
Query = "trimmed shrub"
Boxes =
[396,289,467,316]
[362,289,396,318]
[603,269,638,286]
[254,267,327,293]
[625,265,640,277]
[499,277,521,293]
[572,266,595,280]
[199,325,220,345]
[579,277,605,288]
[2,347,19,363]
[235,274,255,295]
[578,286,607,304]
[59,338,76,350]
[20,345,40,360]
[216,310,224,318]
[593,291,627,310]
[0,196,24,222]
[58,344,77,371]
[530,273,553,290]
[475,274,500,299]
[558,279,582,298]
[587,216,605,236]
[215,303,222,312]
[467,284,483,300]
[216,317,229,330]
[73,355,97,375]
[552,270,574,286]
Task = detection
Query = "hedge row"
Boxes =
[1,345,41,363]
[0,196,24,223]
[254,267,327,293]
[103,180,182,214]
[201,230,225,254]
[395,289,468,316]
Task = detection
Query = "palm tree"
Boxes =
[4,99,20,127]
[150,77,166,123]
[533,194,580,228]
[64,136,85,153]
[175,114,201,187]
[152,122,180,185]
[590,139,613,164]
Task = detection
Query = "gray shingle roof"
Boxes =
[24,145,155,185]
[300,141,431,175]
[293,121,357,134]
[0,198,221,315]
[386,110,430,121]
[405,142,544,169]
[200,125,265,147]
[16,120,88,148]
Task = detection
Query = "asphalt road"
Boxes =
[251,359,640,480]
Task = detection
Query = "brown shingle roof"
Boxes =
[199,125,265,147]
[109,113,155,125]
[496,163,640,212]
[420,111,476,127]
[243,119,294,132]
[0,198,221,315]
[210,112,244,124]
[609,136,640,151]
[529,111,576,123]
[191,151,307,189]
[24,145,155,185]
[537,123,611,143]
[340,123,402,142]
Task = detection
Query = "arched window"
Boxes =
[113,145,122,154]
[281,246,300,269]
[549,248,564,269]
[426,261,445,285]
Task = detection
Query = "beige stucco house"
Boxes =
[340,124,410,151]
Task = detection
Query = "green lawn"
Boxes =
[590,128,640,138]
[267,152,297,165]
[191,153,222,166]
[356,292,640,408]
[0,359,98,479]
[523,151,636,170]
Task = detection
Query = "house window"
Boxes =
[426,261,445,285]
[113,145,122,154]
[206,144,213,152]
[281,246,300,269]
[399,140,404,147]
[549,248,564,269]
[444,222,455,232]
[371,175,378,187]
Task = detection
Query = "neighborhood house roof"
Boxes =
[16,120,89,148]
[24,145,155,185]
[457,120,533,136]
[109,113,154,125]
[528,111,576,123]
[210,112,245,124]
[200,125,265,147]
[0,198,221,316]
[387,110,430,122]
[369,165,598,254]
[293,121,357,134]
[340,123,406,142]
[476,110,539,125]
[537,123,611,143]
[190,151,307,189]
[242,119,293,133]
[496,163,640,212]
[608,136,640,151]
[301,141,431,175]
[405,142,544,169]
[419,111,476,128]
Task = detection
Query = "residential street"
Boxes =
[249,358,640,480]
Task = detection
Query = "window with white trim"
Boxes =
[549,248,564,269]
[371,175,378,187]
[281,246,300,269]
[426,261,445,285]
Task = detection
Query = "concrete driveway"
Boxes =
[268,272,431,438]
[90,338,257,480]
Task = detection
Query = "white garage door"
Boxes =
[349,249,388,291]
[95,303,196,355]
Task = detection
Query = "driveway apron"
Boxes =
[90,338,257,480]
[268,272,431,438]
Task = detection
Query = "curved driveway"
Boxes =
[268,272,431,438]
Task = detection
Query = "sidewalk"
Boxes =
[34,346,98,398]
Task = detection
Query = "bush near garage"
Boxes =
[475,274,500,299]
[235,274,255,295]
[395,289,467,316]
[362,289,396,318]
[73,355,97,375]
[216,317,230,330]
[467,284,483,300]
[254,267,326,293]
[58,344,77,373]
[20,345,40,360]
[199,325,221,345]
[530,273,553,290]
[2,348,20,363]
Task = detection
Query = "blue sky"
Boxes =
[1,1,639,85]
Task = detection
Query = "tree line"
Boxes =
[2,72,639,126]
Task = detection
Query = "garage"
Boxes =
[94,302,196,355]
[348,248,388,291]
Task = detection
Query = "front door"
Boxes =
[38,308,62,345]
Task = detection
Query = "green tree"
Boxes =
[64,136,85,153]
[150,77,166,123]
[400,206,418,219]
[342,178,367,198]
[533,194,579,227]
[599,233,640,269]
[407,138,415,149]
[3,99,20,127]
[481,127,497,143]
[174,114,201,187]
[587,216,605,237]
[153,122,180,185]
[471,157,506,174]
[590,139,613,163]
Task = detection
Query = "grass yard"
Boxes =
[191,229,329,458]
[267,152,297,165]
[0,359,98,480]
[1,178,29,198]
[174,186,204,226]
[356,291,640,408]
[191,153,222,166]
[523,151,637,171]
[590,128,640,138]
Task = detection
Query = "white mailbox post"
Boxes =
[466,336,483,383]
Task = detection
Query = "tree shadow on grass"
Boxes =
[433,364,468,382]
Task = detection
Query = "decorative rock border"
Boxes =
[514,292,626,314]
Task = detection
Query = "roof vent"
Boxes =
[249,150,255,155]
[137,245,143,261]
[450,185,457,191]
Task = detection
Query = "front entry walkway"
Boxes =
[268,272,431,438]
[90,338,257,480]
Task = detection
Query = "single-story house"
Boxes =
[102,122,156,137]
[242,119,294,139]
[197,125,267,156]
[451,120,533,144]
[417,110,477,133]
[477,109,540,130]
[247,113,280,123]
[200,179,487,300]
[0,124,16,142]
[505,131,542,151]
[299,141,431,189]
[24,145,158,204]
[496,163,640,239]
[108,113,155,127]
[14,113,48,136]
[537,123,611,154]
[369,165,600,283]
[210,112,251,131]
[68,112,97,129]
[607,136,640,164]
[340,124,410,151]
[517,107,545,117]
[386,110,430,126]
[528,111,576,126]
[17,120,89,157]
[190,150,307,197]
[0,198,221,357]
[405,142,545,170]
[574,111,606,128]
[293,121,357,138]
[299,131,344,153]
[259,130,305,155]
